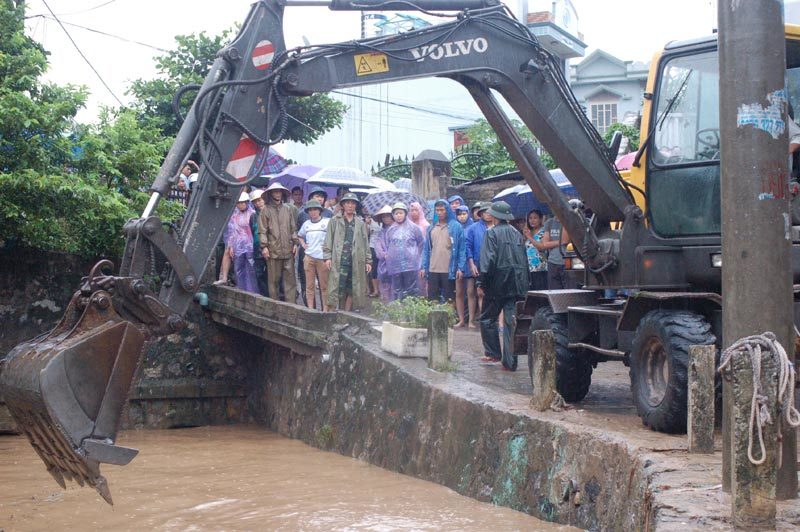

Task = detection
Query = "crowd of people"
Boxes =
[215,183,573,371]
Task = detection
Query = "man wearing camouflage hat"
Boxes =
[323,193,372,311]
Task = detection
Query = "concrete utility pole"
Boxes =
[718,0,797,509]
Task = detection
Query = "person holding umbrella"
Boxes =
[477,201,528,371]
[372,205,395,302]
[383,202,425,301]
[323,193,372,311]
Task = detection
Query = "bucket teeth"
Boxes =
[46,466,67,490]
[94,477,114,506]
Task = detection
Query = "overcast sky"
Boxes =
[21,0,732,121]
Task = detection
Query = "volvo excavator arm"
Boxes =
[0,0,633,503]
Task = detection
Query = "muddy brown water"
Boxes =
[1,425,574,531]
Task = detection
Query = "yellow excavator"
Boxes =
[2,0,799,503]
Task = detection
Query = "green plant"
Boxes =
[603,122,641,152]
[434,360,460,373]
[315,424,334,447]
[375,296,456,329]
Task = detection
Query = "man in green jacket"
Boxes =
[258,182,299,302]
[323,193,372,311]
[477,201,528,371]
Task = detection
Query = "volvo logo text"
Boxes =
[409,38,489,62]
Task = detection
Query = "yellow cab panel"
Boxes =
[623,25,800,235]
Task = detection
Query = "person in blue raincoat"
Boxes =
[448,195,474,228]
[420,200,466,318]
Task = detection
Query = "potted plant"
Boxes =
[376,297,455,358]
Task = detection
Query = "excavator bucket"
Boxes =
[0,284,146,505]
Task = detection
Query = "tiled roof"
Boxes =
[527,11,553,24]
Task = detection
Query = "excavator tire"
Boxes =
[629,310,716,434]
[529,307,592,403]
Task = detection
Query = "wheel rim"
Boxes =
[641,336,668,407]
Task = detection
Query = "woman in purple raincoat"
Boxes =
[383,202,425,300]
[372,205,395,302]
[226,192,259,294]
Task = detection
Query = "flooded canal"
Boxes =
[1,425,573,531]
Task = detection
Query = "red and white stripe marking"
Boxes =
[252,40,275,71]
[225,135,258,181]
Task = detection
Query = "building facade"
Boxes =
[569,50,649,135]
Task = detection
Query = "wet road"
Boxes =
[0,425,573,531]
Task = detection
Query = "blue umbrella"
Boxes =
[492,169,578,218]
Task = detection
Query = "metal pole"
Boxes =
[718,0,797,501]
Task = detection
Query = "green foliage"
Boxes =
[285,94,348,146]
[73,108,173,193]
[375,296,456,328]
[128,29,347,143]
[315,424,334,448]
[603,122,640,152]
[0,169,184,258]
[0,2,184,258]
[0,171,133,257]
[434,360,460,373]
[450,119,555,180]
[0,0,88,173]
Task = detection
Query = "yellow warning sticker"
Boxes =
[354,52,389,76]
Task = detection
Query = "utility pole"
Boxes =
[718,0,797,513]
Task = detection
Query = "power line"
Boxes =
[332,89,481,122]
[40,0,124,106]
[58,0,119,16]
[287,113,323,134]
[25,0,119,18]
[28,15,169,52]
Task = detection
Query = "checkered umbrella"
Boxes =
[248,146,288,183]
[361,190,430,216]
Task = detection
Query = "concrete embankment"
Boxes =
[246,319,646,530]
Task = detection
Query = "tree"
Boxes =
[128,30,347,143]
[0,0,87,173]
[450,119,555,180]
[72,108,173,193]
[0,1,182,258]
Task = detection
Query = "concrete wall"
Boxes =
[447,174,523,210]
[246,328,652,530]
